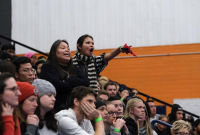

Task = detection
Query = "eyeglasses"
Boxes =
[175,132,189,135]
[21,68,36,74]
[4,86,20,94]
[108,111,118,116]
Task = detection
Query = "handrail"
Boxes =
[151,119,172,130]
[1,34,199,118]
[0,34,48,56]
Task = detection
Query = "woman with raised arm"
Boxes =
[73,34,132,92]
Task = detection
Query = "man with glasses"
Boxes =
[146,100,160,122]
[104,101,130,135]
[12,57,36,84]
[108,97,124,119]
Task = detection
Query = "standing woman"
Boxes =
[40,39,89,112]
[15,82,40,135]
[124,98,145,135]
[73,34,126,92]
[0,73,21,135]
[33,79,58,135]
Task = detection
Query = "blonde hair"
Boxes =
[172,120,191,134]
[124,98,143,119]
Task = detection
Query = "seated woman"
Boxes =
[138,104,157,135]
[33,79,58,135]
[73,34,129,92]
[154,115,170,135]
[124,98,145,135]
[171,120,191,135]
[0,73,21,135]
[15,82,40,135]
[40,39,89,112]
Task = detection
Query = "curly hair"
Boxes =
[172,120,191,134]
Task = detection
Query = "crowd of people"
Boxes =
[0,34,200,135]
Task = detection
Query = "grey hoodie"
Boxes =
[55,108,94,135]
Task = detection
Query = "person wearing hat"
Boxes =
[192,119,200,135]
[96,99,108,122]
[169,104,185,125]
[118,84,129,105]
[15,82,39,135]
[32,79,58,135]
[25,52,37,66]
[0,73,21,135]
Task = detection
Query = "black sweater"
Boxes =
[40,61,89,112]
[125,117,138,135]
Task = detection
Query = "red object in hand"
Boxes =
[121,44,137,57]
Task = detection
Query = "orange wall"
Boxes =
[19,43,200,115]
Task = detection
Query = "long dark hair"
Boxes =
[0,73,19,134]
[48,39,75,79]
[35,97,58,132]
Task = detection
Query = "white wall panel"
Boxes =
[11,0,200,54]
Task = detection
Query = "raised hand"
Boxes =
[26,115,39,126]
[1,103,14,116]
[80,102,101,120]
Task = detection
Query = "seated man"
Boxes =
[98,90,109,101]
[55,86,105,135]
[104,82,117,97]
[1,44,15,56]
[12,57,36,84]
[108,97,124,119]
[146,100,160,122]
[104,101,129,135]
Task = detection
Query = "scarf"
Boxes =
[72,51,98,92]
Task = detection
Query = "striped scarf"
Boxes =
[72,51,98,92]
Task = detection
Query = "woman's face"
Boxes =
[157,117,168,131]
[40,93,56,112]
[132,101,145,120]
[56,42,71,65]
[30,54,37,65]
[97,105,108,122]
[174,128,189,135]
[1,77,21,107]
[78,37,94,57]
[22,95,38,115]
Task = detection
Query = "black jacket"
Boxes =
[125,117,138,135]
[40,61,89,112]
[154,125,170,135]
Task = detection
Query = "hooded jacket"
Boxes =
[55,108,94,135]
[169,104,185,124]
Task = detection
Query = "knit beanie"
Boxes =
[119,84,128,92]
[32,79,56,97]
[25,52,35,59]
[17,82,39,102]
[95,99,106,109]
[193,119,200,127]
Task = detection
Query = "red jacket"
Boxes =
[2,115,21,135]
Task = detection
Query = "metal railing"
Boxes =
[151,119,172,130]
[0,34,48,56]
[1,34,199,119]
